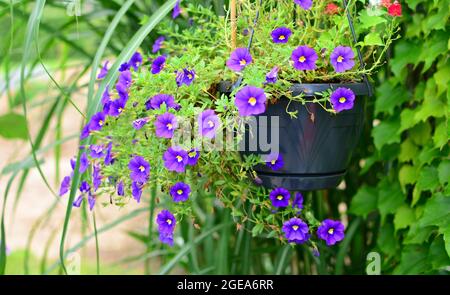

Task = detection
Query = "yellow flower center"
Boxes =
[299,56,306,63]
[248,97,257,106]
[188,151,196,158]
[166,123,173,130]
[99,120,104,126]
[118,107,123,113]
[176,155,183,162]
[139,165,145,172]
[207,120,215,128]
[339,97,347,103]
[239,59,247,66]
[187,74,193,79]
[292,225,299,231]
[271,160,276,165]
[328,228,334,234]
[177,189,183,195]
[337,56,344,63]
[166,219,172,225]
[276,195,284,201]
[279,35,285,40]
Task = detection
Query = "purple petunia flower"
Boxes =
[187,149,200,166]
[145,94,179,111]
[129,52,143,71]
[132,118,149,130]
[291,46,318,71]
[172,0,181,19]
[151,55,166,74]
[88,194,96,211]
[265,66,279,84]
[73,195,83,207]
[271,27,292,43]
[117,180,124,196]
[234,86,267,116]
[128,155,150,183]
[131,181,143,203]
[226,48,252,72]
[97,61,109,79]
[282,217,310,244]
[317,219,345,246]
[198,109,220,139]
[89,145,104,159]
[80,124,90,140]
[79,152,89,174]
[265,153,284,171]
[330,46,355,73]
[88,112,106,132]
[152,36,165,53]
[118,70,132,88]
[116,82,129,101]
[170,182,191,202]
[159,231,174,246]
[292,192,304,211]
[269,187,290,208]
[109,98,127,117]
[294,0,313,10]
[330,87,356,113]
[104,142,113,166]
[155,113,178,138]
[59,176,71,196]
[176,68,195,87]
[157,209,176,233]
[93,165,102,192]
[119,62,130,72]
[163,147,188,173]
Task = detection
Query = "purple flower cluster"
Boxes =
[157,210,176,246]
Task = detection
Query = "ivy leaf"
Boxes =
[409,121,432,146]
[375,81,410,116]
[438,160,450,186]
[372,117,401,150]
[394,205,416,232]
[393,245,430,274]
[414,97,446,122]
[0,113,28,140]
[377,222,397,257]
[443,227,450,258]
[358,10,387,30]
[416,166,440,192]
[433,120,448,149]
[429,235,450,269]
[419,193,450,228]
[377,180,405,222]
[349,185,378,218]
[390,40,421,78]
[364,32,383,46]
[404,222,434,245]
[399,165,419,190]
[399,108,419,133]
[417,31,448,72]
[417,145,440,167]
[399,139,419,163]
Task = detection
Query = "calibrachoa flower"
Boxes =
[155,113,178,138]
[292,192,304,211]
[131,181,143,203]
[187,149,200,166]
[152,36,165,53]
[157,209,176,233]
[80,124,90,140]
[330,87,356,113]
[73,196,83,207]
[88,194,96,211]
[79,152,89,174]
[172,0,181,19]
[104,142,113,166]
[132,118,149,130]
[59,176,71,196]
[330,46,355,73]
[117,180,124,196]
[145,94,178,110]
[282,218,310,244]
[317,219,345,246]
[198,109,220,139]
[388,1,402,16]
[226,48,252,72]
[163,147,188,173]
[129,52,143,71]
[118,70,132,88]
[151,55,166,74]
[265,153,284,171]
[325,3,339,15]
[170,182,191,202]
[116,82,129,101]
[159,231,174,246]
[88,112,106,132]
[269,187,290,208]
[294,0,313,10]
[108,98,127,117]
[265,66,279,84]
[235,86,267,116]
[119,62,130,72]
[271,27,292,43]
[291,46,318,71]
[89,145,104,159]
[97,61,109,79]
[93,165,102,192]
[176,68,195,87]
[128,155,150,183]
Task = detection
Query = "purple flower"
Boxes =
[152,36,165,53]
[145,94,178,111]
[151,55,166,74]
[73,196,83,207]
[109,98,127,117]
[89,145,104,159]
[116,82,129,101]
[79,181,91,194]
[291,46,318,70]
[176,68,195,87]
[133,118,149,130]
[265,66,279,84]
[88,112,106,132]
[265,153,284,171]
[235,86,267,116]
[294,0,313,10]
[155,113,178,138]
[117,180,124,196]
[163,147,188,173]
[59,176,71,196]
[330,46,355,73]
[93,165,102,192]
[282,218,310,244]
[118,70,132,88]
[128,155,150,183]
[104,142,113,166]
[79,152,89,174]
[157,209,176,233]
[88,194,96,211]
[129,52,143,71]
[172,0,181,19]
[271,27,292,43]
[119,62,130,72]
[317,219,345,246]
[330,87,356,113]
[226,48,252,72]
[187,149,200,166]
[80,124,90,140]
[170,182,191,202]
[198,109,220,139]
[97,61,109,79]
[131,181,143,203]
[292,192,304,211]
[269,187,290,208]
[159,231,174,246]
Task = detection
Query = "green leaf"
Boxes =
[364,32,383,46]
[377,180,405,222]
[399,165,419,190]
[404,222,434,245]
[372,117,401,150]
[251,223,264,237]
[414,97,446,122]
[358,10,387,30]
[438,160,450,186]
[442,227,450,258]
[399,108,419,132]
[416,166,439,191]
[409,121,432,146]
[375,81,410,116]
[419,193,450,228]
[429,235,450,269]
[417,145,440,167]
[394,205,415,231]
[0,113,28,140]
[349,185,378,218]
[393,245,430,274]
[399,139,419,163]
[377,222,397,257]
[390,40,421,78]
[433,120,449,149]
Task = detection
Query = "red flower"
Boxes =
[388,1,402,17]
[381,0,392,8]
[325,3,339,15]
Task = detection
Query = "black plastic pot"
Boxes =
[220,82,371,191]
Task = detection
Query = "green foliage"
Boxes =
[0,113,28,139]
